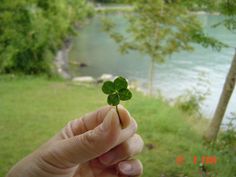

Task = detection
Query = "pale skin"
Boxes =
[6,105,144,177]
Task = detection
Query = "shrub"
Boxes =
[175,72,210,116]
[0,0,94,75]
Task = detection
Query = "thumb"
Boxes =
[56,108,121,165]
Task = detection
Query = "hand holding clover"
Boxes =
[6,76,144,177]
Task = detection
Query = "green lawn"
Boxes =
[0,76,234,177]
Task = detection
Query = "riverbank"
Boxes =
[0,76,235,177]
[94,4,220,15]
[95,4,132,12]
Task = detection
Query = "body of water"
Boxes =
[68,14,236,125]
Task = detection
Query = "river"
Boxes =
[68,14,236,126]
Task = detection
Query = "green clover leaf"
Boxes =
[119,88,132,101]
[114,76,128,91]
[102,81,115,94]
[107,93,120,106]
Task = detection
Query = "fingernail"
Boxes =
[102,109,118,131]
[99,153,115,165]
[124,106,131,117]
[119,162,133,174]
[117,105,131,117]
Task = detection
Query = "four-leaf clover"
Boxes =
[102,76,132,128]
[102,76,132,106]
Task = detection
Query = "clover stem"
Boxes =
[115,105,123,128]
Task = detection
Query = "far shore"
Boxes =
[95,4,220,15]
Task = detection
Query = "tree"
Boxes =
[203,0,236,142]
[104,0,236,141]
[204,51,236,142]
[0,0,93,75]
[103,0,225,95]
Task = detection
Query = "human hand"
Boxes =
[7,105,143,177]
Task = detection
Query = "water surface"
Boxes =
[69,14,236,125]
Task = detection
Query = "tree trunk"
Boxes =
[203,50,236,142]
[148,58,155,95]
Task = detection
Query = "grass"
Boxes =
[0,75,235,177]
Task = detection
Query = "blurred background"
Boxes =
[0,0,235,176]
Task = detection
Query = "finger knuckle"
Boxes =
[79,130,100,155]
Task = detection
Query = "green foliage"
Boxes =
[191,0,236,33]
[176,74,210,116]
[216,114,236,153]
[0,0,94,75]
[176,91,202,116]
[103,0,226,63]
[218,0,236,16]
[205,114,236,175]
[102,76,132,106]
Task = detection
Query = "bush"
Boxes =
[175,73,210,116]
[0,0,94,75]
[176,92,201,115]
[175,89,207,117]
